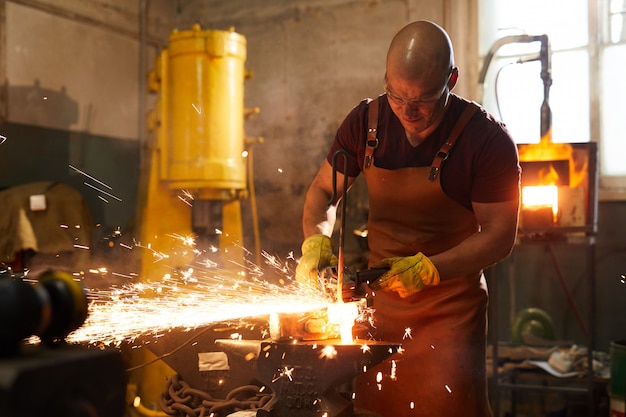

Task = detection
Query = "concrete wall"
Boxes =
[1,0,173,137]
[0,0,173,229]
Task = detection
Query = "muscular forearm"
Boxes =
[302,187,336,238]
[429,199,519,279]
[429,230,516,279]
[302,161,354,238]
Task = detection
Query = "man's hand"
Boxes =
[369,252,440,298]
[295,234,338,287]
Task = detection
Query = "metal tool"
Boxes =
[328,150,349,303]
[328,150,388,301]
[321,266,387,302]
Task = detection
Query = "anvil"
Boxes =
[216,338,400,417]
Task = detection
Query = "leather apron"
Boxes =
[354,99,493,417]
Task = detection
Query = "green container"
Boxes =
[611,340,626,399]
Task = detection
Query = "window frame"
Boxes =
[596,0,626,199]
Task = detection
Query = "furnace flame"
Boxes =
[518,136,593,232]
[522,185,559,222]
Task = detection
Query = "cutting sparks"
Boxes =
[69,164,113,190]
[272,366,295,382]
[376,371,383,390]
[390,359,397,380]
[403,327,413,340]
[68,267,333,347]
[178,190,195,206]
[319,345,338,359]
[16,227,376,352]
[68,164,122,202]
[83,181,122,202]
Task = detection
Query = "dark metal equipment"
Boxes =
[0,271,89,356]
[0,345,126,417]
[216,338,400,417]
[0,272,126,417]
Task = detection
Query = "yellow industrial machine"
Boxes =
[139,23,250,278]
[128,24,258,415]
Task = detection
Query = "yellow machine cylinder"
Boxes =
[130,25,253,417]
[160,24,247,195]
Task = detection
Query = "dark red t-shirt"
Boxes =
[327,94,521,211]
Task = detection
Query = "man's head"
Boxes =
[385,21,458,142]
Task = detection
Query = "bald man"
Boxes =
[296,21,520,416]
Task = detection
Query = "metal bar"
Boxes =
[586,238,597,417]
[547,244,589,338]
[329,149,349,303]
[478,34,545,85]
[498,382,589,394]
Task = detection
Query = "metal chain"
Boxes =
[159,374,276,417]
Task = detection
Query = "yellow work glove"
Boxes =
[369,252,440,298]
[295,234,338,288]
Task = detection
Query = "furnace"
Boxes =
[518,140,598,238]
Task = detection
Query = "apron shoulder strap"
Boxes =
[428,101,480,181]
[364,97,380,169]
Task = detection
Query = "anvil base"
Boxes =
[216,339,400,417]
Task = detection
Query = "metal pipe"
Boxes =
[478,35,545,85]
[139,0,147,167]
[478,34,552,140]
[547,244,589,339]
[538,34,553,139]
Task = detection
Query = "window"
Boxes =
[601,0,626,186]
[479,0,626,198]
